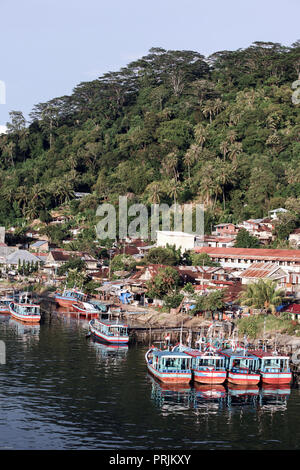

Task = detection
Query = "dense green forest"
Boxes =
[0,41,299,239]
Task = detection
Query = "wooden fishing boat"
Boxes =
[249,350,292,384]
[89,318,129,344]
[9,300,41,323]
[145,347,192,384]
[72,301,100,317]
[188,350,227,384]
[220,348,260,385]
[0,293,16,313]
[172,343,227,384]
[54,288,87,308]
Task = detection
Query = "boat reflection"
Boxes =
[89,338,128,361]
[149,375,194,413]
[8,317,40,342]
[259,383,290,411]
[149,379,291,414]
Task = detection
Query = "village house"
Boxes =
[268,208,288,220]
[4,249,40,269]
[194,247,300,274]
[212,223,239,238]
[44,249,98,275]
[30,240,49,253]
[201,235,236,248]
[237,219,274,244]
[156,230,200,252]
[239,262,288,287]
[289,229,300,248]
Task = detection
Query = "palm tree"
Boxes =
[145,181,163,204]
[161,152,179,181]
[184,144,200,182]
[202,100,215,123]
[167,178,181,206]
[239,279,284,315]
[194,124,207,148]
[219,140,229,161]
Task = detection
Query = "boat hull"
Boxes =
[55,296,78,308]
[9,310,40,323]
[260,372,292,384]
[227,371,260,385]
[147,362,192,384]
[193,369,227,384]
[0,307,10,314]
[89,322,129,344]
[72,304,98,317]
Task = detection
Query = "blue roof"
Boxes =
[31,240,47,247]
[153,350,190,358]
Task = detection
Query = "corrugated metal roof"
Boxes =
[194,247,300,261]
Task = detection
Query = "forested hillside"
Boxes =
[0,41,299,237]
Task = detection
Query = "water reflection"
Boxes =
[149,378,291,415]
[8,318,40,342]
[89,338,128,362]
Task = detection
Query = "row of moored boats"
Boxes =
[145,343,292,386]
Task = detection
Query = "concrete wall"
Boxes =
[156,231,195,252]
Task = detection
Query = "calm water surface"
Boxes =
[0,312,299,450]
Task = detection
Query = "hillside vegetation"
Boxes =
[0,41,299,239]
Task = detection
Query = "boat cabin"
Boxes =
[249,350,290,373]
[151,350,192,373]
[94,319,128,337]
[220,349,259,372]
[13,303,40,316]
[186,350,226,371]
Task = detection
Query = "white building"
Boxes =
[156,231,200,252]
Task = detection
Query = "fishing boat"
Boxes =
[172,343,227,384]
[0,292,16,313]
[187,350,227,384]
[9,295,41,323]
[145,347,192,384]
[89,318,129,344]
[54,288,87,308]
[220,348,260,385]
[72,301,100,317]
[249,350,292,384]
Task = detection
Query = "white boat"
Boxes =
[89,318,129,344]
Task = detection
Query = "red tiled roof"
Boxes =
[194,247,300,262]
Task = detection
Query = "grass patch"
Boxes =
[236,314,300,339]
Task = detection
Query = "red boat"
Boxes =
[54,288,87,308]
[220,348,260,385]
[249,350,292,384]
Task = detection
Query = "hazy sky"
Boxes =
[0,0,299,126]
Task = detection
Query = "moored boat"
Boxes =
[9,300,41,323]
[55,288,87,308]
[220,348,260,385]
[72,301,100,317]
[172,343,227,384]
[249,350,292,384]
[0,292,16,313]
[145,347,192,384]
[187,350,227,384]
[89,318,129,344]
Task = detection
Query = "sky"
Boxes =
[0,0,299,127]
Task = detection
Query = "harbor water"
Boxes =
[0,310,299,451]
